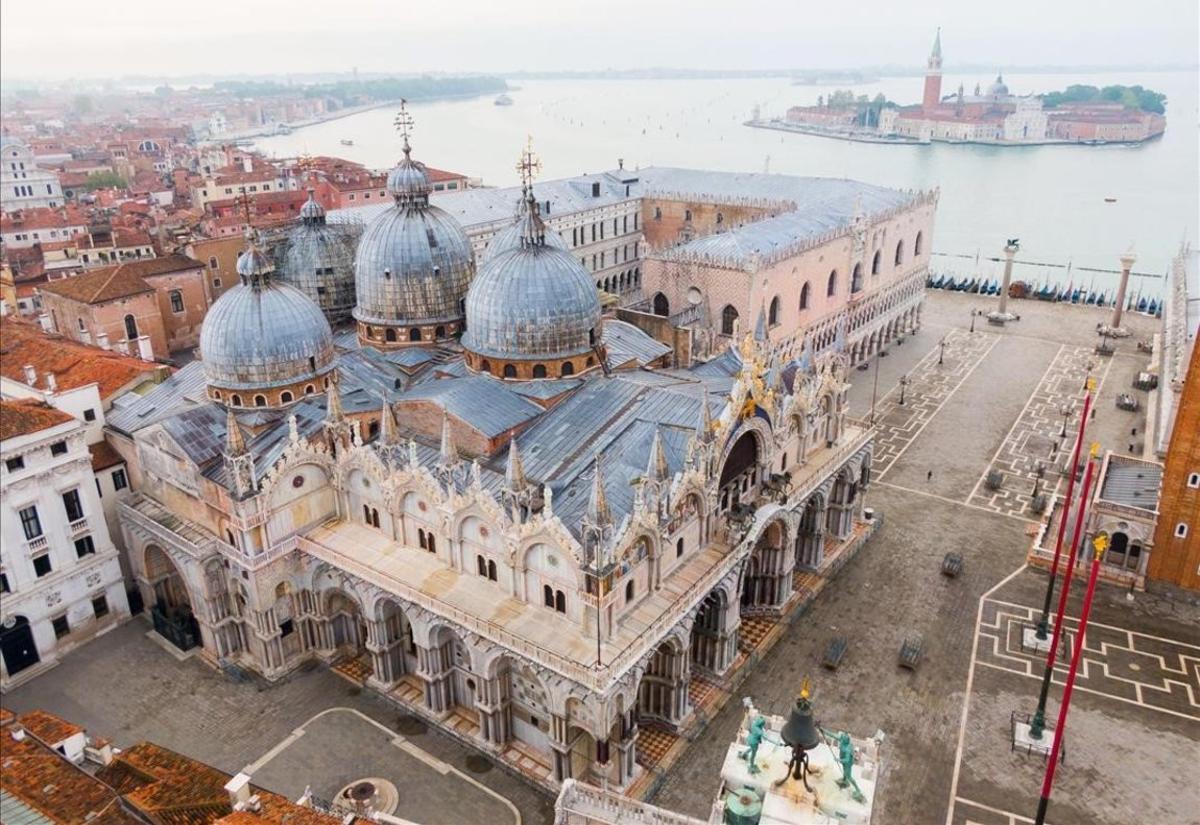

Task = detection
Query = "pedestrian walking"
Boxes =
[927,470,933,482]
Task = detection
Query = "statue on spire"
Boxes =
[515,135,542,192]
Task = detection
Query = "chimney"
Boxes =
[136,335,154,362]
[38,313,54,332]
[242,155,253,174]
[23,364,36,385]
[46,373,58,392]
[225,772,253,805]
[96,331,110,350]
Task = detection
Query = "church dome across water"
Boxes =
[352,106,474,349]
[277,189,359,325]
[201,231,336,409]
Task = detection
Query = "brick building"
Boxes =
[38,253,211,357]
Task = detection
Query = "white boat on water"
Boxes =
[494,94,514,106]
[340,139,354,146]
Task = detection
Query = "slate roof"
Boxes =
[1099,458,1163,512]
[398,375,545,439]
[603,319,672,368]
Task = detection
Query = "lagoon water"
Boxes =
[253,70,1199,297]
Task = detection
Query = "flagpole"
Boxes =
[1028,443,1098,740]
[1033,532,1110,825]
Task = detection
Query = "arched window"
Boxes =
[371,508,380,528]
[231,394,242,406]
[716,211,724,225]
[427,534,437,553]
[385,328,397,342]
[721,305,739,336]
[124,314,138,340]
[477,555,487,576]
[503,364,517,378]
[799,281,811,310]
[169,289,184,313]
[368,421,379,438]
[363,504,371,522]
[77,317,85,331]
[543,584,554,607]
[625,580,635,603]
[894,240,904,266]
[409,327,422,342]
[827,270,838,297]
[684,209,692,222]
[561,361,575,377]
[676,537,684,557]
[768,295,781,326]
[872,250,882,275]
[280,390,293,403]
[914,231,923,257]
[652,292,670,317]
[418,528,427,549]
[253,394,267,407]
[851,263,863,293]
[487,559,497,581]
[532,364,547,378]
[304,384,315,395]
[589,328,596,346]
[555,590,566,613]
[435,325,445,338]
[480,359,491,373]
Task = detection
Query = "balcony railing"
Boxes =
[26,534,48,553]
[69,517,89,537]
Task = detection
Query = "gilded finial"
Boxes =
[1086,377,1096,393]
[799,676,811,701]
[516,135,542,191]
[1089,441,1100,458]
[393,99,414,155]
[1093,532,1109,559]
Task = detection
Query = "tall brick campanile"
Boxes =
[923,28,943,113]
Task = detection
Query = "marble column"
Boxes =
[991,241,1019,323]
[1107,251,1136,336]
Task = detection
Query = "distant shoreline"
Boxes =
[746,118,1164,148]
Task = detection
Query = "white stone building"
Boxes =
[1,136,64,213]
[1,399,130,690]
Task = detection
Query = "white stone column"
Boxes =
[990,241,1019,323]
[1106,251,1136,337]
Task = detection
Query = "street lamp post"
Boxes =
[938,335,947,366]
[1059,403,1072,438]
[1032,462,1045,498]
[969,309,977,334]
[898,374,908,406]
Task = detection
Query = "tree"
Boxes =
[82,171,128,191]
[72,94,93,115]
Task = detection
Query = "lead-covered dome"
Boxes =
[201,231,335,408]
[278,189,359,325]
[463,194,601,379]
[987,73,1009,97]
[352,127,473,348]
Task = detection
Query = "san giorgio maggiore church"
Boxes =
[107,112,937,790]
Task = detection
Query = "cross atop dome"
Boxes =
[393,99,415,156]
[516,136,542,192]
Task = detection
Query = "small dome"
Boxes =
[278,191,359,324]
[486,191,567,261]
[201,235,335,398]
[987,74,1009,97]
[387,155,433,201]
[463,243,601,362]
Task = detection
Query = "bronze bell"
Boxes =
[780,694,820,752]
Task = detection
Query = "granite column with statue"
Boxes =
[1106,251,1135,337]
[990,240,1019,323]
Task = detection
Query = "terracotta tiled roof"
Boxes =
[0,317,167,399]
[0,399,74,441]
[18,711,84,745]
[39,253,201,304]
[0,721,138,824]
[90,440,125,471]
[426,166,469,183]
[95,742,350,825]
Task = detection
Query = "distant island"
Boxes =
[751,31,1168,147]
[211,75,508,106]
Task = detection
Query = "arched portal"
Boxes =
[143,544,200,651]
[719,431,760,512]
[690,587,738,675]
[741,519,792,609]
[721,305,739,336]
[796,495,826,569]
[0,615,40,677]
[637,637,689,727]
[323,588,366,655]
[652,292,670,316]
[424,625,476,716]
[826,467,859,539]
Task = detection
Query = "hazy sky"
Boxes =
[3,0,1197,80]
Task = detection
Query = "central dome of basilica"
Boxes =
[352,120,474,348]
